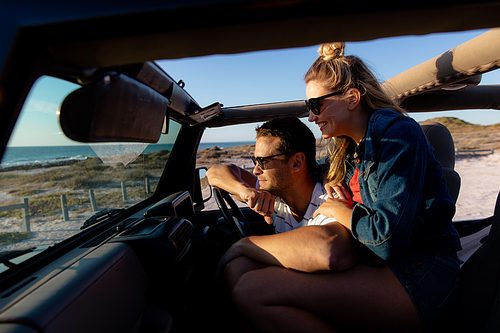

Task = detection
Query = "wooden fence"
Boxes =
[456,149,495,157]
[0,198,30,232]
[0,177,155,231]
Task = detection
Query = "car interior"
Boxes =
[1,1,500,332]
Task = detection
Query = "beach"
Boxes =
[0,151,499,253]
[454,153,500,220]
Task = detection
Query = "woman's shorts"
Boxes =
[386,252,460,333]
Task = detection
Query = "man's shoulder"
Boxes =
[312,182,328,202]
[273,195,288,212]
[308,214,337,226]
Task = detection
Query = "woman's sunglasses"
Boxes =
[305,91,343,115]
[251,152,291,170]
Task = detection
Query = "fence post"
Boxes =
[61,194,69,221]
[21,197,30,232]
[89,189,97,211]
[121,182,127,201]
[145,177,150,194]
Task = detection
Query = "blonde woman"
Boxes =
[307,42,461,332]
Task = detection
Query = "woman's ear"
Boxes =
[346,88,362,110]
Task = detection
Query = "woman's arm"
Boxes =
[218,222,359,274]
[351,118,432,260]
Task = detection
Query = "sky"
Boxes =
[8,28,500,146]
[156,28,500,142]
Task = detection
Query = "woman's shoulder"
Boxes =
[369,109,421,136]
[371,109,412,123]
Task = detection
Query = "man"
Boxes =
[207,117,360,332]
[207,116,357,272]
[207,116,343,233]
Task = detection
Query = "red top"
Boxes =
[349,167,363,203]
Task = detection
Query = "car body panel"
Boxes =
[1,1,500,332]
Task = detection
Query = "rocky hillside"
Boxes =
[420,117,500,151]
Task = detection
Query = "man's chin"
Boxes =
[259,185,270,192]
[258,181,281,197]
[259,184,274,194]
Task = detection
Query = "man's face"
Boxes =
[253,136,293,198]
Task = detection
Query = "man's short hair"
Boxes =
[256,117,316,172]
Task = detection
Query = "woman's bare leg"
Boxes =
[223,256,268,291]
[230,263,422,333]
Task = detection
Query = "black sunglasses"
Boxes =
[251,152,291,170]
[305,91,343,115]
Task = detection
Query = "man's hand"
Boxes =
[239,187,275,224]
[207,165,276,224]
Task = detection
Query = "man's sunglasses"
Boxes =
[305,91,343,115]
[251,152,291,170]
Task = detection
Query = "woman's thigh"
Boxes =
[232,262,422,333]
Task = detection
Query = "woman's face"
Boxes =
[306,80,350,139]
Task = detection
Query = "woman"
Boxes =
[306,42,462,332]
[218,42,461,333]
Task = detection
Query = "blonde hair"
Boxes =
[304,42,406,185]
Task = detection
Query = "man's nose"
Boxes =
[253,164,262,175]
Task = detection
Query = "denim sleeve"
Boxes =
[350,118,428,260]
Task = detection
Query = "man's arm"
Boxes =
[207,164,275,223]
[206,164,257,202]
[218,222,359,274]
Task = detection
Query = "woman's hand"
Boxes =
[324,182,353,207]
[314,198,354,231]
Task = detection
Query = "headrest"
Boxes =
[421,122,456,169]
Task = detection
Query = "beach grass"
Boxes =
[0,149,169,224]
[0,232,31,246]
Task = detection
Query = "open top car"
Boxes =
[1,1,500,332]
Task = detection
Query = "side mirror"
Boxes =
[193,167,212,211]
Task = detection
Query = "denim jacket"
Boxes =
[346,109,461,263]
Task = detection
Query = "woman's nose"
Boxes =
[308,110,317,122]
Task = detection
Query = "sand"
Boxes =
[454,153,500,220]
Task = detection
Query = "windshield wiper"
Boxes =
[0,248,35,267]
[80,208,124,230]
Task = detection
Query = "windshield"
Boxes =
[0,76,180,256]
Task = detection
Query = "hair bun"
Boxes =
[318,42,345,61]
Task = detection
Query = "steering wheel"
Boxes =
[213,187,253,239]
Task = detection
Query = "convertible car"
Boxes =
[1,1,500,332]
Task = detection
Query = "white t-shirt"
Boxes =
[256,181,338,233]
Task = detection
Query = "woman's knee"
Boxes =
[230,266,285,310]
[224,256,268,292]
[231,269,262,306]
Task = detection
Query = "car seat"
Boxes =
[420,122,461,203]
[457,191,500,332]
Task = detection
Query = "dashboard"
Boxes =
[0,191,196,333]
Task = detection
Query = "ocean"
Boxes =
[0,141,254,169]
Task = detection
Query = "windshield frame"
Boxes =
[0,75,186,266]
